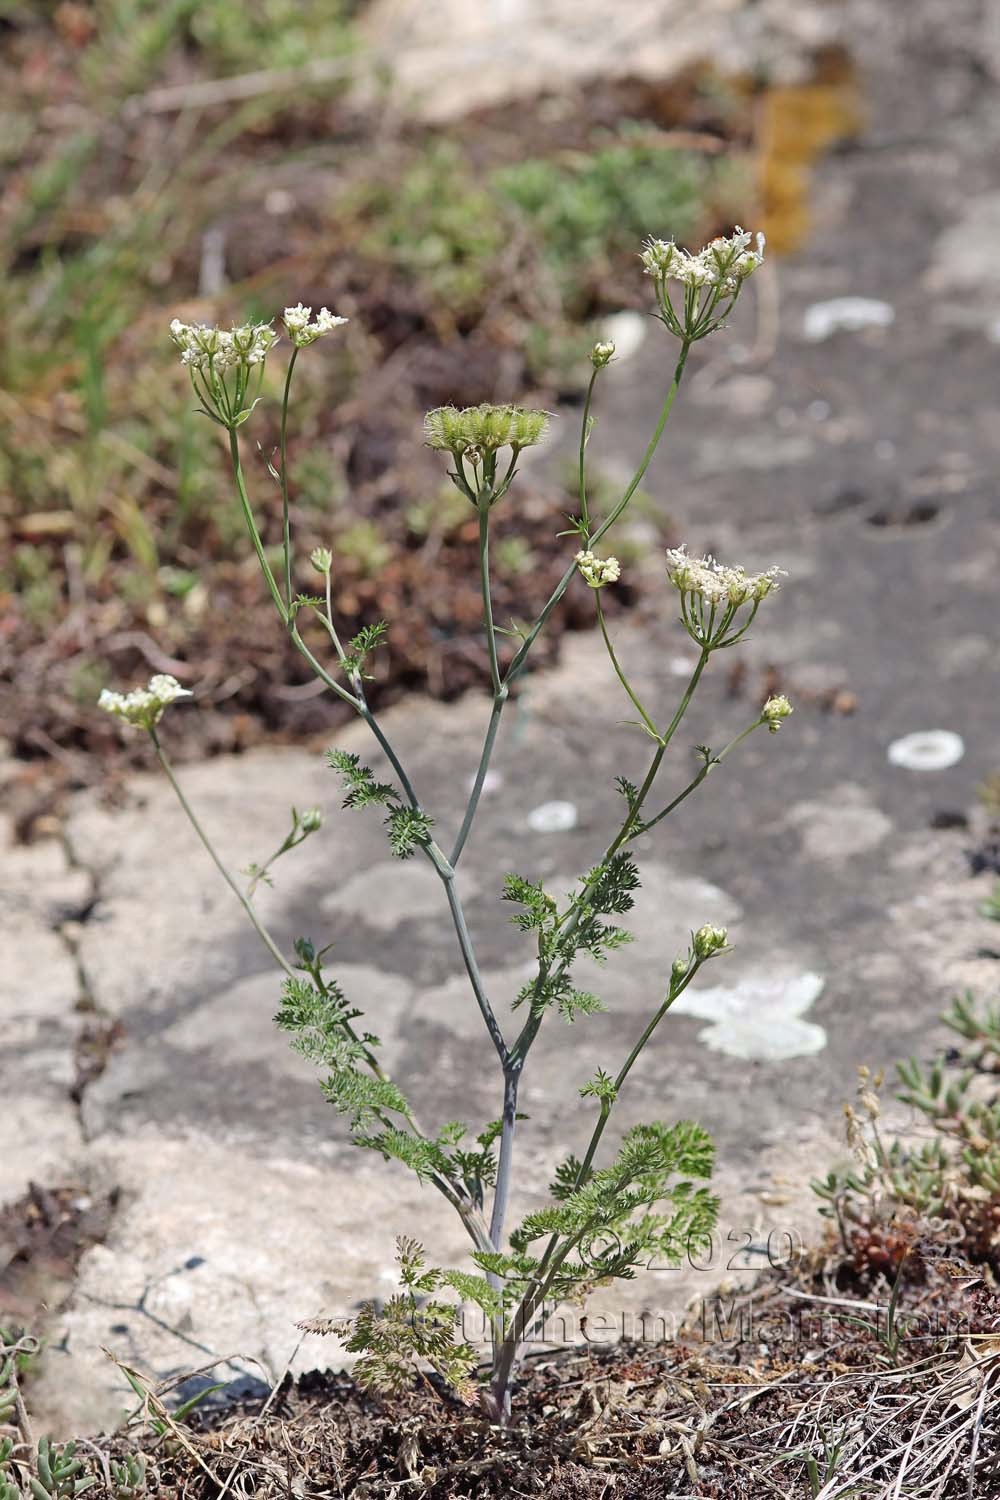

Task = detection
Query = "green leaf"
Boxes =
[385,806,434,859]
[323,1070,412,1128]
[559,988,605,1022]
[550,1154,583,1200]
[439,1271,502,1316]
[172,1383,227,1422]
[326,749,398,810]
[502,873,557,931]
[580,1069,618,1103]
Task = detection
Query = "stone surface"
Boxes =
[9,0,1000,1437]
[0,831,87,1204]
[360,0,842,119]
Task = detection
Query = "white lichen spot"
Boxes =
[672,969,826,1061]
[803,298,895,342]
[887,730,965,772]
[788,790,893,861]
[527,800,578,834]
[466,769,503,797]
[600,310,647,362]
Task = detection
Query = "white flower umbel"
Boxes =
[98,673,192,731]
[641,227,765,341]
[575,550,621,589]
[283,304,349,348]
[170,317,279,429]
[665,545,785,649]
[169,319,277,371]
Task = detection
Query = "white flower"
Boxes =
[665,545,785,607]
[98,673,192,731]
[282,303,311,332]
[590,340,616,368]
[283,304,348,348]
[698,226,766,290]
[641,238,688,280]
[575,550,621,589]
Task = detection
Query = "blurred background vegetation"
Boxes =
[0,1,857,832]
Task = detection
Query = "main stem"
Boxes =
[489,645,712,1411]
[489,1066,520,1251]
[491,959,707,1412]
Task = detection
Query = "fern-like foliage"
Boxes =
[326,748,397,809]
[508,1119,718,1298]
[342,620,389,679]
[327,749,435,859]
[385,806,435,859]
[503,854,640,1022]
[275,974,365,1067]
[336,1237,496,1402]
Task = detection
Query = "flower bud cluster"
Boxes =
[575,550,621,589]
[310,547,334,574]
[283,304,348,348]
[98,674,192,731]
[169,319,278,371]
[693,924,729,960]
[424,404,550,456]
[590,340,616,369]
[761,695,794,733]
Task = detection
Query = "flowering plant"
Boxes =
[102,235,789,1422]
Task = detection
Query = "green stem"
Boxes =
[443,876,509,1065]
[323,571,349,663]
[498,957,708,1395]
[595,592,661,741]
[450,691,505,867]
[478,502,502,697]
[279,347,299,609]
[657,644,710,751]
[288,621,360,710]
[504,339,691,690]
[508,646,709,1070]
[578,367,598,533]
[228,429,287,624]
[150,729,293,976]
[636,716,765,838]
